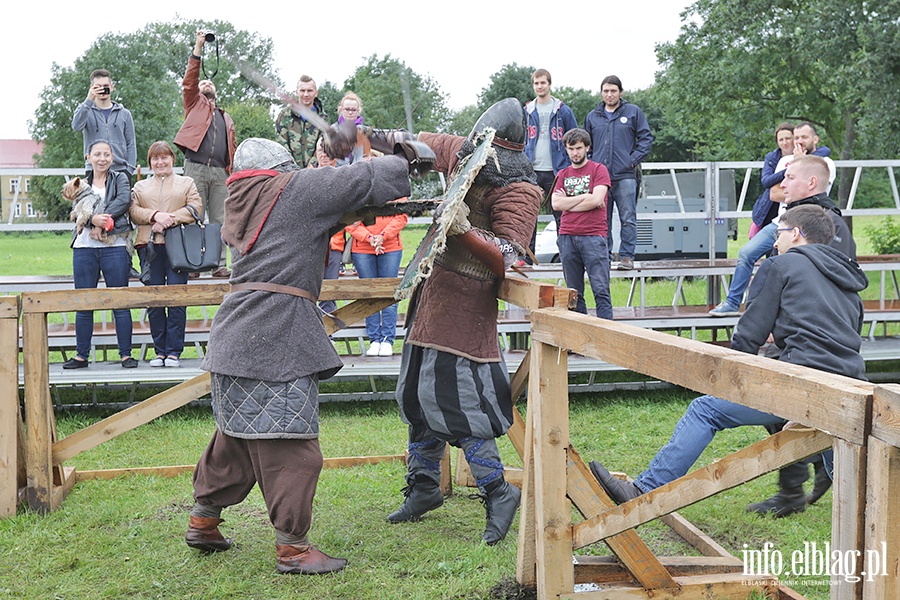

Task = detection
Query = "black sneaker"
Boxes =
[62,357,89,369]
[121,357,139,368]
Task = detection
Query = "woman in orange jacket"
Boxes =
[346,211,408,356]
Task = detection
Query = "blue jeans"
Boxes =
[352,250,402,343]
[319,249,343,314]
[558,234,612,319]
[142,244,188,357]
[724,221,777,308]
[72,246,133,360]
[607,178,637,260]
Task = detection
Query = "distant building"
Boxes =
[1,139,44,221]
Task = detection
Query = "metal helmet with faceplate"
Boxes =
[467,98,527,151]
[233,138,297,172]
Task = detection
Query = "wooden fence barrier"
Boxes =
[513,308,900,600]
[0,295,23,518]
[13,276,576,514]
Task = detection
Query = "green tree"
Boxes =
[654,0,900,206]
[478,63,535,111]
[29,19,279,220]
[343,55,449,133]
[553,86,600,128]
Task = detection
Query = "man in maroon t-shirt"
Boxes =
[551,128,613,319]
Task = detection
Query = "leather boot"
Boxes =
[185,516,233,552]
[275,544,348,575]
[747,462,807,518]
[386,473,443,523]
[806,460,832,505]
[478,479,521,546]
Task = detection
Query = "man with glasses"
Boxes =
[587,199,867,508]
[72,69,136,178]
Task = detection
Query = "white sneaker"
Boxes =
[378,342,394,357]
[366,342,382,357]
[164,357,181,367]
[149,357,165,367]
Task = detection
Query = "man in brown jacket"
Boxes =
[173,31,237,278]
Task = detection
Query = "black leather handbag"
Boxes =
[164,205,222,273]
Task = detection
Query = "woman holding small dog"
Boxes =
[130,141,203,368]
[64,139,137,369]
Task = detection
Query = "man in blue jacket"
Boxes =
[583,75,653,270]
[524,69,578,234]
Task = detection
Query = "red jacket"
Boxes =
[173,55,237,173]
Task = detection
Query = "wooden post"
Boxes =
[0,296,20,517]
[862,436,900,599]
[21,312,56,512]
[529,339,574,599]
[831,438,867,600]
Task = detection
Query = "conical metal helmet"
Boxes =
[233,138,297,172]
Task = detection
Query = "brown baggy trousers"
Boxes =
[192,429,323,540]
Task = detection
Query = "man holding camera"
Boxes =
[173,31,237,278]
[72,69,136,178]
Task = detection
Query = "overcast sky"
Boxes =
[1,1,693,140]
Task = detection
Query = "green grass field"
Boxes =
[1,222,892,599]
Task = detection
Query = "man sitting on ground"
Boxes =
[589,202,867,505]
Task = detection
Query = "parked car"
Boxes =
[534,220,560,264]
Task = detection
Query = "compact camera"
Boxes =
[204,32,216,42]
[98,85,110,95]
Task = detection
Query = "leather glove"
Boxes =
[323,121,358,159]
[394,140,435,178]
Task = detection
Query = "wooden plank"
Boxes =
[831,439,866,600]
[22,313,55,513]
[0,296,20,518]
[573,555,744,584]
[74,454,406,481]
[659,512,737,559]
[573,428,832,547]
[566,446,678,591]
[530,309,873,444]
[52,374,212,465]
[559,573,778,599]
[21,284,230,314]
[871,384,900,447]
[440,443,452,496]
[499,278,567,311]
[516,376,538,588]
[862,437,900,600]
[529,340,575,598]
[324,299,395,336]
[318,277,401,301]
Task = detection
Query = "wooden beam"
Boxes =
[566,446,679,591]
[530,309,873,444]
[440,443,452,496]
[74,454,406,481]
[0,296,20,518]
[499,278,575,312]
[573,428,832,547]
[872,384,900,447]
[324,299,396,335]
[659,512,737,559]
[52,374,212,465]
[862,436,900,600]
[831,439,867,600]
[559,573,778,599]
[516,371,538,588]
[318,278,401,301]
[529,340,575,598]
[573,555,743,584]
[22,313,56,513]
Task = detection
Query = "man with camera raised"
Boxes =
[173,31,237,279]
[72,69,136,178]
